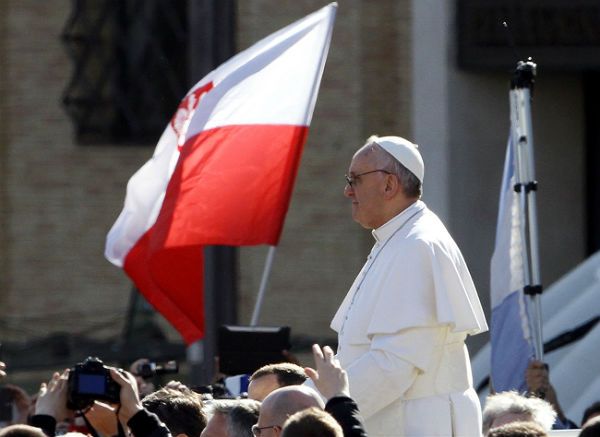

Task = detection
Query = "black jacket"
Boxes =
[326,396,368,437]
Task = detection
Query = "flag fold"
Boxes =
[105,4,337,344]
[490,136,536,392]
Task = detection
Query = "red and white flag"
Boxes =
[105,4,337,344]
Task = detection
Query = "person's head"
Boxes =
[227,400,261,437]
[280,407,343,437]
[254,386,325,437]
[248,363,307,401]
[344,135,423,229]
[582,401,600,427]
[202,399,259,437]
[580,415,600,437]
[142,386,207,437]
[0,425,46,437]
[482,391,557,435]
[486,421,548,437]
[129,358,156,398]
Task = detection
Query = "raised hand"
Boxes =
[304,344,349,400]
[108,368,143,425]
[35,370,72,422]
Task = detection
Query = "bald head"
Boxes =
[0,425,47,437]
[258,386,325,431]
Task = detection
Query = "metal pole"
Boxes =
[186,0,237,385]
[250,246,277,326]
[509,59,544,361]
[187,0,215,386]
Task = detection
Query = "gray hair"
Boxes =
[482,391,557,434]
[227,400,261,437]
[207,399,260,437]
[487,421,548,437]
[357,136,422,198]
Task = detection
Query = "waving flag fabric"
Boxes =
[105,4,337,344]
[490,136,536,392]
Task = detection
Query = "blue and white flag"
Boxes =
[490,136,536,393]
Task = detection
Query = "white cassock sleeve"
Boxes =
[342,326,442,419]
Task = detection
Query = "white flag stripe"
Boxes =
[105,128,178,267]
[490,141,524,307]
[183,5,335,138]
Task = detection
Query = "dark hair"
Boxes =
[249,362,307,387]
[281,407,343,437]
[580,415,600,437]
[142,387,207,437]
[226,400,261,437]
[582,401,600,426]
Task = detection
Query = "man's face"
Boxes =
[344,151,388,229]
[253,410,282,437]
[201,412,229,437]
[247,374,280,401]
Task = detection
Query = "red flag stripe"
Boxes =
[152,124,309,249]
[124,230,204,343]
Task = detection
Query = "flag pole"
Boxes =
[509,58,544,361]
[250,246,277,326]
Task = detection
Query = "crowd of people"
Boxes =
[0,344,367,437]
[0,348,599,437]
[1,134,597,437]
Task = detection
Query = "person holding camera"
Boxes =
[31,370,72,436]
[30,359,173,437]
[128,358,178,399]
[129,359,156,399]
[108,367,173,437]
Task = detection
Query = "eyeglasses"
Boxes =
[345,169,393,187]
[251,425,281,436]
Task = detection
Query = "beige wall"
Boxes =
[0,1,414,349]
[0,0,586,362]
[447,71,585,283]
[0,0,148,341]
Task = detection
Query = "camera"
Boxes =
[135,360,178,379]
[67,357,121,410]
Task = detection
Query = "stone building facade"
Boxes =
[0,0,592,385]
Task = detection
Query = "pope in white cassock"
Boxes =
[325,135,488,436]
